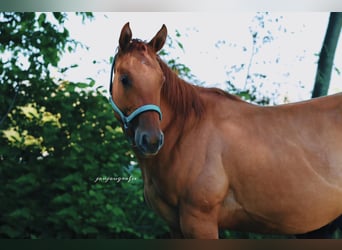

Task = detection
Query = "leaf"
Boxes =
[0,225,21,238]
[60,64,79,73]
[41,111,61,127]
[15,173,36,186]
[52,12,66,24]
[19,104,39,119]
[61,173,83,187]
[81,226,99,234]
[52,193,72,204]
[177,41,184,50]
[2,127,21,143]
[56,208,79,219]
[38,13,46,27]
[175,29,181,38]
[24,134,42,147]
[10,208,32,220]
[75,82,90,89]
[89,79,96,87]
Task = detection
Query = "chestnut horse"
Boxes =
[109,22,342,238]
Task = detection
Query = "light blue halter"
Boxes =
[108,53,162,132]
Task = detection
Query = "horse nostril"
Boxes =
[159,132,164,146]
[141,133,149,147]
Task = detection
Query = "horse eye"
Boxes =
[120,74,130,87]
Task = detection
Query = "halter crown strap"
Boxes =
[108,53,162,131]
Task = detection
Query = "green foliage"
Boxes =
[0,12,167,239]
[0,77,168,238]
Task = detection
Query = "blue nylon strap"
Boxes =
[109,96,162,129]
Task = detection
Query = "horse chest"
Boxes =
[143,177,179,228]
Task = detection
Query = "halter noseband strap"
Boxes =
[108,97,162,130]
[108,53,162,132]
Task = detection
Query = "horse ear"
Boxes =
[119,22,132,51]
[148,24,167,52]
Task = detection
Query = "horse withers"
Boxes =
[109,22,342,238]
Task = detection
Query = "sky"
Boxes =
[57,12,342,104]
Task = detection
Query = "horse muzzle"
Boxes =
[135,128,164,157]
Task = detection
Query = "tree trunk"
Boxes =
[312,12,342,98]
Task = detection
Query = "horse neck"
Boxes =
[151,59,205,158]
[158,58,205,124]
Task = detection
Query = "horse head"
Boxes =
[109,23,167,157]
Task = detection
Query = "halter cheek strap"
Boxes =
[108,52,163,133]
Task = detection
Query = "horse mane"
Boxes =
[157,56,242,120]
[157,57,205,119]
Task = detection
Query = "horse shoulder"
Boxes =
[143,174,181,231]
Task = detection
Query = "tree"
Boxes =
[224,12,288,105]
[312,12,342,98]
